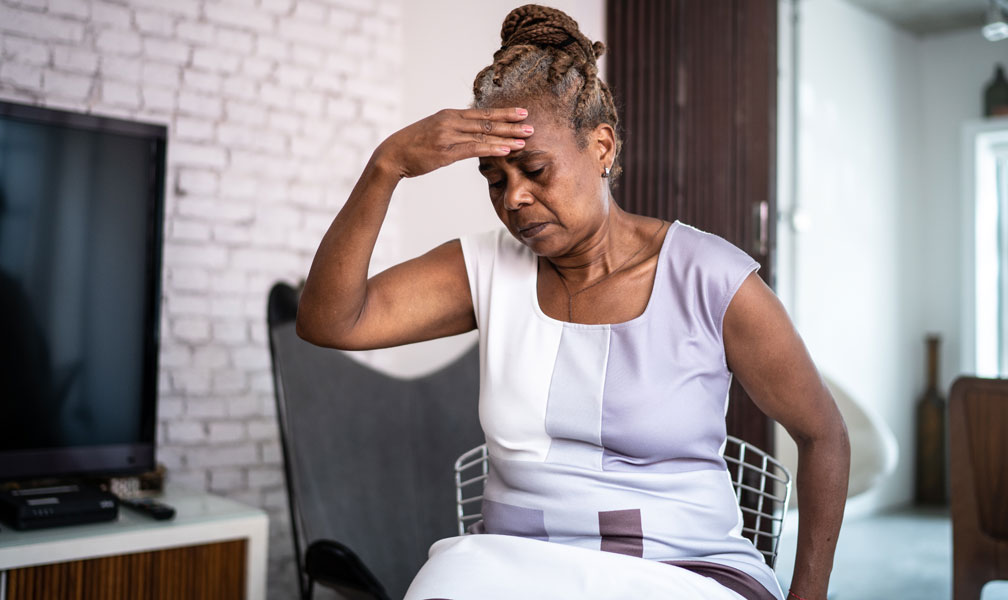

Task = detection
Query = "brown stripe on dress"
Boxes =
[598,508,644,557]
[664,560,777,600]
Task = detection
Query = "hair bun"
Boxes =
[500,4,599,65]
[592,41,606,59]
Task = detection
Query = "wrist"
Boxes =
[369,144,405,182]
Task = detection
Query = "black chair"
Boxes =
[267,282,484,600]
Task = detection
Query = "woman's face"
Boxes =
[477,106,612,257]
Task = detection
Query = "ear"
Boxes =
[592,122,616,168]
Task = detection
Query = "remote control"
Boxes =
[119,496,176,520]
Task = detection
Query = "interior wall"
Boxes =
[775,0,924,513]
[779,0,1008,514]
[351,0,606,378]
[918,28,1008,384]
[0,1,403,597]
[0,2,605,595]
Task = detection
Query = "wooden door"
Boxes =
[606,0,777,452]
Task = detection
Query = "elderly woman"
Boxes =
[297,4,849,600]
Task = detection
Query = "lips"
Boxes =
[517,222,549,238]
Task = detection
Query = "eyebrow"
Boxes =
[478,149,548,172]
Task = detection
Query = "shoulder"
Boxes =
[667,222,754,266]
[458,228,531,323]
[664,221,760,329]
[666,221,759,277]
[459,227,529,269]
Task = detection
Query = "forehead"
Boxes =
[513,102,563,126]
[477,105,580,170]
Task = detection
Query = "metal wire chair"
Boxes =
[454,444,490,537]
[453,435,792,569]
[721,435,793,568]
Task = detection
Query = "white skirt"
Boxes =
[403,534,747,600]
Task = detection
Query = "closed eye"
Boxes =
[484,165,546,191]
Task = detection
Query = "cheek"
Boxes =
[560,152,602,192]
[565,171,606,215]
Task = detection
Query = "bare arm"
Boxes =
[723,272,850,600]
[296,107,532,350]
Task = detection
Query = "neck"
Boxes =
[546,202,640,287]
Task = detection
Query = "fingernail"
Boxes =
[514,139,525,146]
[522,125,534,134]
[516,108,528,117]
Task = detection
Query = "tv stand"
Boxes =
[0,486,267,600]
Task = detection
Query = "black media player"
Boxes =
[0,484,119,530]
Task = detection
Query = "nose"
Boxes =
[502,180,534,212]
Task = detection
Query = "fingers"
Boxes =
[458,106,528,122]
[450,141,515,160]
[464,131,526,148]
[455,108,534,140]
[428,107,532,164]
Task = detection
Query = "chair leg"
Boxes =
[303,578,314,600]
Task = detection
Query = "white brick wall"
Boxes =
[0,0,403,597]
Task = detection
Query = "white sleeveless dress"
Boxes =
[404,221,783,600]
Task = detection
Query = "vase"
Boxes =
[914,335,947,505]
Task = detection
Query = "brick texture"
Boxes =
[0,1,403,598]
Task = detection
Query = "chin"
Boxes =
[511,231,561,258]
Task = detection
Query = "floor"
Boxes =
[775,506,1008,600]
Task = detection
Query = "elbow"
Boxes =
[791,410,850,456]
[295,307,356,350]
[295,289,370,350]
[294,303,333,348]
[796,423,852,479]
[815,418,851,467]
[294,315,314,344]
[294,311,320,345]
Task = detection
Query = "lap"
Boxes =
[404,535,746,600]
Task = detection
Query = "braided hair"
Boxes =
[472,4,623,180]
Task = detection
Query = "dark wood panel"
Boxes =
[949,377,1008,599]
[5,539,246,600]
[959,382,1008,538]
[607,0,778,452]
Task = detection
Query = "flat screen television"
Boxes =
[0,100,166,481]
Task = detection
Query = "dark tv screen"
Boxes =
[0,101,165,481]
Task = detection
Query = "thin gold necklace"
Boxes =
[550,219,667,322]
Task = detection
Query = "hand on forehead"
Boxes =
[488,103,579,153]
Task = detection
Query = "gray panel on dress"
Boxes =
[544,326,610,470]
[481,499,548,541]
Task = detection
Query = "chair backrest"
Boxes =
[454,444,490,536]
[454,435,792,569]
[267,283,485,600]
[722,435,793,568]
[950,376,1008,541]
